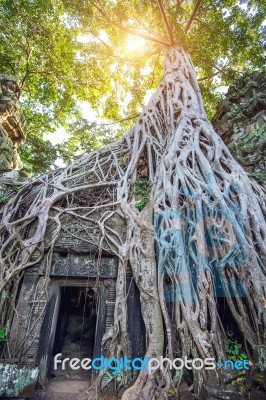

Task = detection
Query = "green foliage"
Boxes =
[226,338,248,361]
[131,179,151,211]
[0,0,101,173]
[98,368,124,387]
[0,195,10,204]
[12,186,21,193]
[225,343,249,394]
[167,387,177,397]
[0,328,6,353]
[20,135,58,175]
[248,172,265,184]
[230,370,247,394]
[67,0,265,122]
[227,122,266,184]
[0,329,6,343]
[135,194,150,211]
[58,119,123,165]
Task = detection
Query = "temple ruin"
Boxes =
[0,64,265,399]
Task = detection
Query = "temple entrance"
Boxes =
[50,286,97,381]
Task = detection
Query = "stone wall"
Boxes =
[212,72,266,184]
[0,74,25,171]
[0,74,28,212]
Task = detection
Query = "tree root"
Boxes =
[0,46,266,399]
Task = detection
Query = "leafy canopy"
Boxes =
[0,0,265,173]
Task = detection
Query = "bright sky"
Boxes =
[43,102,99,168]
[44,30,231,169]
[44,102,97,146]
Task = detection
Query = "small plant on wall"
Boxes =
[0,328,6,355]
[130,179,151,211]
[226,338,248,361]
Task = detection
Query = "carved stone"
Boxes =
[212,72,266,183]
[39,252,118,278]
[8,273,48,366]
[53,214,127,254]
[0,74,25,171]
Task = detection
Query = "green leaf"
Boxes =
[0,329,6,342]
[168,387,177,396]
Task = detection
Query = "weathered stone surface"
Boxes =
[0,363,38,397]
[8,273,48,367]
[39,252,118,277]
[0,75,28,214]
[212,72,266,183]
[206,386,243,400]
[250,390,266,400]
[53,214,126,254]
[179,383,194,400]
[0,132,14,170]
[0,74,25,171]
[0,171,30,217]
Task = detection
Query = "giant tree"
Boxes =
[0,1,266,399]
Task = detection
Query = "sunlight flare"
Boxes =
[125,35,146,51]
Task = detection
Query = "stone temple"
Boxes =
[0,72,265,399]
[0,75,146,398]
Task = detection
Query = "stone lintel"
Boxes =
[39,252,118,278]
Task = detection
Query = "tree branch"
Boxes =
[156,0,174,44]
[132,15,170,44]
[91,2,171,47]
[19,39,32,92]
[206,62,238,80]
[185,0,202,33]
[198,71,219,81]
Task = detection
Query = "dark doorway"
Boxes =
[50,286,97,378]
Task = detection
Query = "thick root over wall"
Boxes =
[1,47,266,399]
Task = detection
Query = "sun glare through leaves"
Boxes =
[125,35,146,52]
